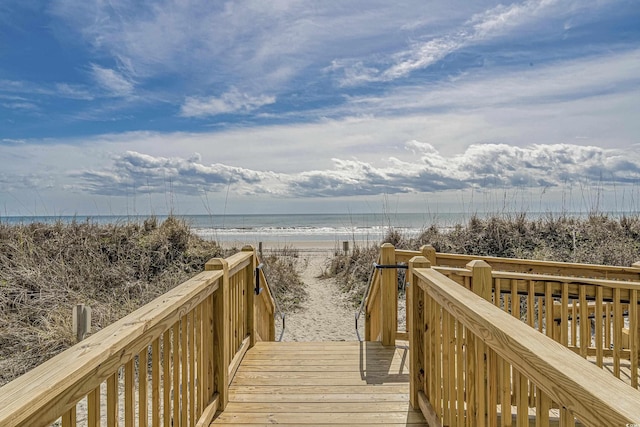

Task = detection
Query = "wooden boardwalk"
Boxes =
[210,341,427,426]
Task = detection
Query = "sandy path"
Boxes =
[279,250,363,342]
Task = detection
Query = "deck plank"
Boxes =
[211,341,426,426]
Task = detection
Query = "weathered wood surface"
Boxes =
[211,341,427,426]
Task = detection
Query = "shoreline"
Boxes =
[224,239,382,253]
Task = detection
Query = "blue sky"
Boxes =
[1,0,639,216]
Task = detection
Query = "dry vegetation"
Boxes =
[330,213,640,306]
[0,217,305,387]
[0,217,226,386]
[260,246,308,312]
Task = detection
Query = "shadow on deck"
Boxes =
[211,341,426,426]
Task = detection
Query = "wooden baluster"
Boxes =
[501,359,512,427]
[516,367,528,427]
[139,347,149,427]
[559,407,574,426]
[561,283,569,347]
[595,287,604,368]
[538,295,544,334]
[152,338,160,427]
[631,289,639,389]
[580,286,588,358]
[544,283,553,341]
[605,302,612,349]
[527,281,535,408]
[189,311,196,426]
[571,300,577,347]
[487,347,498,427]
[614,288,622,378]
[107,371,118,427]
[510,279,519,407]
[633,263,640,388]
[442,309,451,426]
[173,323,180,426]
[448,315,457,425]
[456,320,465,424]
[163,329,171,427]
[181,315,188,427]
[433,298,443,420]
[196,302,204,417]
[62,406,76,427]
[124,359,134,427]
[467,327,477,427]
[88,386,100,427]
[536,389,550,426]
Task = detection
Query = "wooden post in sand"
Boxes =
[72,304,91,342]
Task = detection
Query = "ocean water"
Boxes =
[1,212,459,246]
[2,211,630,247]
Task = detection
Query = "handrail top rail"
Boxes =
[0,267,224,426]
[410,261,640,424]
[206,249,254,276]
[434,265,640,291]
[395,247,640,279]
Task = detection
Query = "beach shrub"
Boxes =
[327,244,378,306]
[330,213,640,306]
[260,246,308,312]
[0,217,223,386]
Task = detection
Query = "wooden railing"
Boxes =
[407,257,640,426]
[364,243,397,344]
[0,246,275,427]
[435,264,640,390]
[421,249,640,281]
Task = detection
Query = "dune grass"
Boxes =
[0,216,306,386]
[0,216,225,386]
[329,212,640,306]
[259,245,308,312]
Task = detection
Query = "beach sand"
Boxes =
[265,242,366,342]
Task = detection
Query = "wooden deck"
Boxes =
[210,341,427,426]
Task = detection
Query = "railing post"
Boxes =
[408,256,430,410]
[630,266,640,362]
[242,246,257,347]
[381,243,397,346]
[421,245,437,266]
[205,257,230,409]
[467,260,492,301]
[467,259,492,426]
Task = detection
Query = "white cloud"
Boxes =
[0,79,94,100]
[1,101,39,111]
[90,64,135,97]
[335,49,640,136]
[180,89,276,118]
[333,0,607,85]
[66,143,640,199]
[47,0,494,92]
[73,150,281,196]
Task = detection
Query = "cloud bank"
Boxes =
[72,143,640,199]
